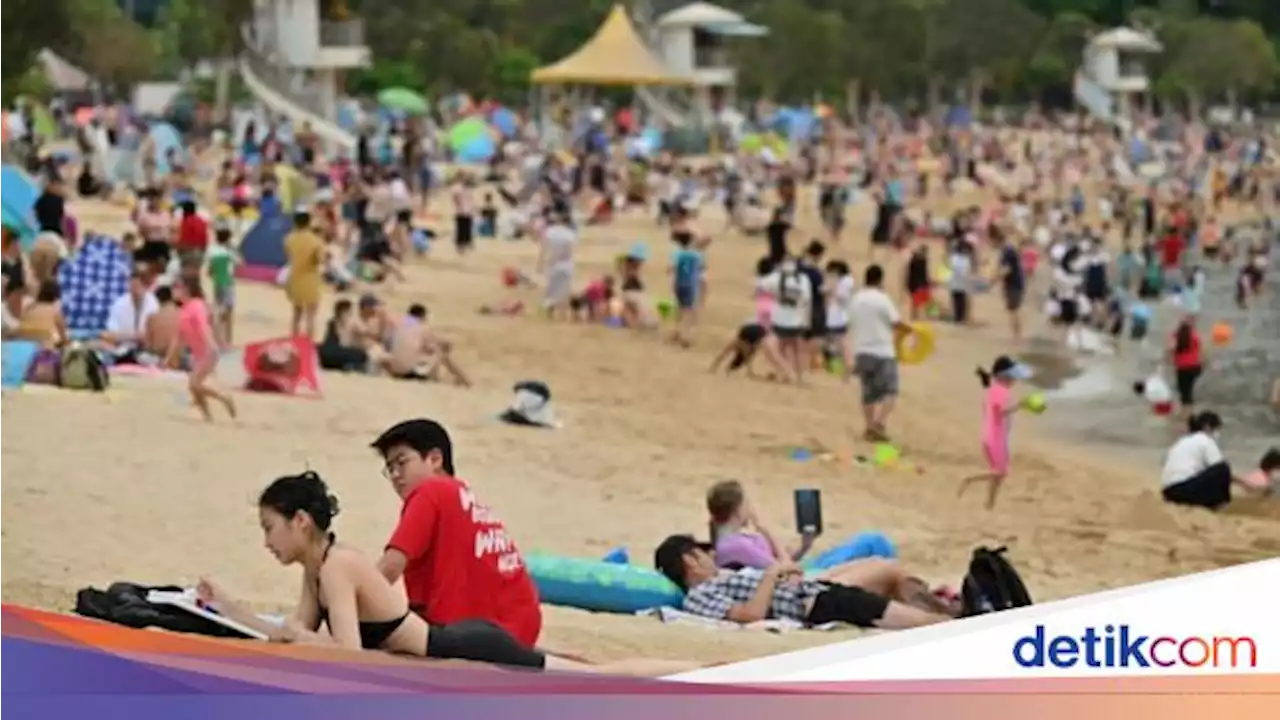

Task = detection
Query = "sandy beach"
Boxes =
[3,193,1277,664]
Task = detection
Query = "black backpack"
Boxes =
[74,582,251,639]
[960,546,1033,617]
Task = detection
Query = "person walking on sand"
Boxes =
[849,264,913,441]
[284,205,325,339]
[167,274,236,422]
[957,356,1034,509]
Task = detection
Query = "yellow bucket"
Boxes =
[895,323,936,366]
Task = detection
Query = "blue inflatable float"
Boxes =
[529,531,897,614]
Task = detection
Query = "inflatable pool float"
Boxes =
[526,554,683,614]
[895,323,936,365]
[527,531,899,614]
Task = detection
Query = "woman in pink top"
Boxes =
[958,355,1033,509]
[704,480,946,607]
[167,275,237,421]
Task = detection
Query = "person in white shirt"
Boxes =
[849,264,914,441]
[824,260,856,374]
[757,257,812,382]
[1160,411,1255,510]
[98,269,159,362]
[538,204,578,319]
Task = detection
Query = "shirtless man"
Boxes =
[146,286,181,361]
[384,303,471,386]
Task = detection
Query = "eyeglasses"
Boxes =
[381,454,413,479]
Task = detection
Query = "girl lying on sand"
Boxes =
[198,472,694,676]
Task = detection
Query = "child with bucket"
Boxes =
[958,356,1038,509]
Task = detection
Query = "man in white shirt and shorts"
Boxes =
[849,265,914,441]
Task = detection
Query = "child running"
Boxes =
[206,220,240,344]
[957,355,1033,509]
[168,274,237,422]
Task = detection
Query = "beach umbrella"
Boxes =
[377,87,429,115]
[448,117,490,150]
[1,165,41,250]
[147,122,185,177]
[489,107,518,137]
[455,134,496,165]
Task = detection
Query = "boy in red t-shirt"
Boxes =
[373,419,542,647]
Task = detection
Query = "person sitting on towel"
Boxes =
[654,534,952,630]
[383,303,471,386]
[1160,411,1265,510]
[98,266,159,364]
[704,481,954,615]
[195,472,692,676]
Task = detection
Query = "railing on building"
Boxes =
[319,19,365,47]
[693,47,730,69]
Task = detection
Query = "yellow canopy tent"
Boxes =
[531,5,693,86]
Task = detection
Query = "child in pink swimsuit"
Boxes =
[169,275,237,422]
[958,355,1033,509]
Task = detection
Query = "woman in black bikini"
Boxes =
[198,472,692,675]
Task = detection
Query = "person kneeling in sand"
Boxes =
[705,481,954,615]
[655,534,952,630]
[381,304,471,386]
[708,322,794,382]
[197,472,693,676]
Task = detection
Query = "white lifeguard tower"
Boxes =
[650,2,767,122]
[1075,26,1162,129]
[240,0,372,149]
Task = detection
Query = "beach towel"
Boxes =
[1,340,41,389]
[56,234,131,335]
[638,606,843,633]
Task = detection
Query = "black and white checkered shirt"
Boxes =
[682,568,823,622]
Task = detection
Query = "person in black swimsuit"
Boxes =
[765,176,796,264]
[196,472,692,676]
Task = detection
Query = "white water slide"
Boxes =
[635,86,690,126]
[1073,71,1113,121]
[237,28,356,151]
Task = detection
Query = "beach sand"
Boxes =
[2,192,1277,665]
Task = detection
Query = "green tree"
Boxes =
[1,0,76,96]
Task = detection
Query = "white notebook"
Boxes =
[145,589,279,641]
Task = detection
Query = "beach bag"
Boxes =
[960,546,1033,617]
[74,582,244,638]
[26,348,63,386]
[59,345,109,392]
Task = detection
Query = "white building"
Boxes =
[1078,26,1162,126]
[652,2,766,118]
[240,0,371,148]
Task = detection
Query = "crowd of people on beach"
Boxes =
[5,94,1280,674]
